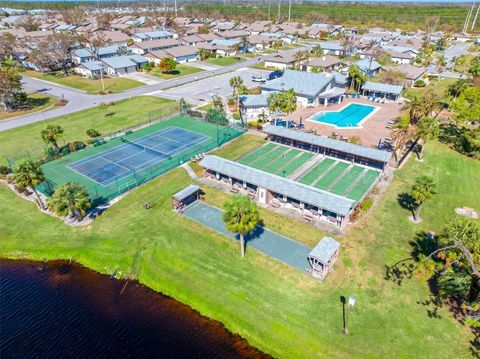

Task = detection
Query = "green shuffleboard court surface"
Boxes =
[264,149,301,174]
[315,161,350,190]
[249,145,289,170]
[277,152,313,177]
[298,158,335,185]
[238,142,276,165]
[330,165,365,196]
[39,116,244,205]
[346,169,380,201]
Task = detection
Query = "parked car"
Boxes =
[268,70,283,80]
[252,75,267,83]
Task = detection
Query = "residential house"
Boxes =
[101,55,148,76]
[74,60,104,78]
[164,45,198,63]
[217,30,249,40]
[129,38,182,55]
[131,30,174,43]
[240,94,270,121]
[356,58,382,76]
[180,34,205,46]
[264,52,299,70]
[305,56,342,72]
[247,21,272,35]
[321,41,356,57]
[308,23,343,38]
[383,64,426,87]
[197,33,221,42]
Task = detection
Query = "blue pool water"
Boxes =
[310,103,376,128]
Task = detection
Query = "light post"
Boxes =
[340,295,356,335]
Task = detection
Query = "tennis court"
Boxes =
[39,116,244,204]
[68,127,209,186]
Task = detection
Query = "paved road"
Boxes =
[1,45,315,132]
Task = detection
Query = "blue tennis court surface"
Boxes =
[68,126,209,186]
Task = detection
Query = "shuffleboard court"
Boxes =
[68,127,209,186]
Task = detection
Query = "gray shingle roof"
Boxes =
[308,236,340,264]
[356,58,382,72]
[264,125,392,163]
[362,81,403,96]
[261,70,333,97]
[199,155,355,216]
[79,60,103,71]
[73,48,93,58]
[172,184,201,201]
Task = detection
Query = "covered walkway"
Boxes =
[183,201,312,270]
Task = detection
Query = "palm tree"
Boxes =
[13,160,46,209]
[402,95,423,123]
[229,75,244,123]
[222,195,260,257]
[436,54,447,77]
[410,175,436,222]
[240,36,249,53]
[311,44,323,57]
[47,182,91,221]
[281,88,297,115]
[40,124,64,152]
[416,117,440,160]
[292,50,308,69]
[348,64,366,92]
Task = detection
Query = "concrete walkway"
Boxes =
[183,201,312,271]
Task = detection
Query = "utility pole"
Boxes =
[288,0,292,22]
[277,0,281,23]
[463,2,475,33]
[471,2,480,31]
[174,0,178,18]
[268,0,271,21]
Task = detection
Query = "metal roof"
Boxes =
[172,184,201,201]
[78,60,103,71]
[73,48,93,58]
[264,125,392,163]
[261,70,334,98]
[320,41,343,51]
[101,56,136,69]
[356,58,382,72]
[199,155,355,216]
[240,94,268,108]
[362,81,403,95]
[308,236,340,264]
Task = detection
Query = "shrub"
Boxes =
[351,197,373,222]
[232,112,241,120]
[54,98,68,107]
[227,97,235,106]
[414,79,426,87]
[86,128,101,138]
[107,101,116,107]
[349,136,362,145]
[98,102,108,110]
[0,165,11,176]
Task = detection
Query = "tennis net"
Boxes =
[121,137,171,158]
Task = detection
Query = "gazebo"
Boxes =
[171,184,202,213]
[307,237,340,280]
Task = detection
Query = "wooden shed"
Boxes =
[307,237,340,280]
[171,184,202,213]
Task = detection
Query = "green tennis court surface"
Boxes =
[39,116,244,204]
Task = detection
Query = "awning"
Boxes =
[318,87,345,99]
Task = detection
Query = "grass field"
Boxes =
[0,96,177,162]
[148,64,203,79]
[205,57,245,66]
[0,137,476,357]
[0,93,56,121]
[404,77,457,104]
[24,71,143,94]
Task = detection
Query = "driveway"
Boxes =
[121,72,162,85]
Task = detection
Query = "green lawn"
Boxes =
[0,96,177,162]
[24,71,143,94]
[195,102,213,111]
[205,56,245,66]
[148,64,203,79]
[0,137,476,357]
[404,77,457,104]
[0,93,56,121]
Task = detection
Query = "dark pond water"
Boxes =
[0,259,270,359]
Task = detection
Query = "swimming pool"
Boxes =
[308,103,377,128]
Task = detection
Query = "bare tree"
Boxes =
[18,15,40,32]
[33,32,79,74]
[0,32,17,61]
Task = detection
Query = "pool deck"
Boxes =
[284,98,403,147]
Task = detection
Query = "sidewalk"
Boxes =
[183,201,312,271]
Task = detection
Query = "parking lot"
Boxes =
[150,68,272,105]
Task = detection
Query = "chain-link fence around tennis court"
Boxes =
[37,115,246,206]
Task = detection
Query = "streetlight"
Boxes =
[340,295,356,335]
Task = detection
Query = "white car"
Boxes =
[252,75,267,83]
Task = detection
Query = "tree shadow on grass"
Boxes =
[397,192,418,219]
[384,231,434,286]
